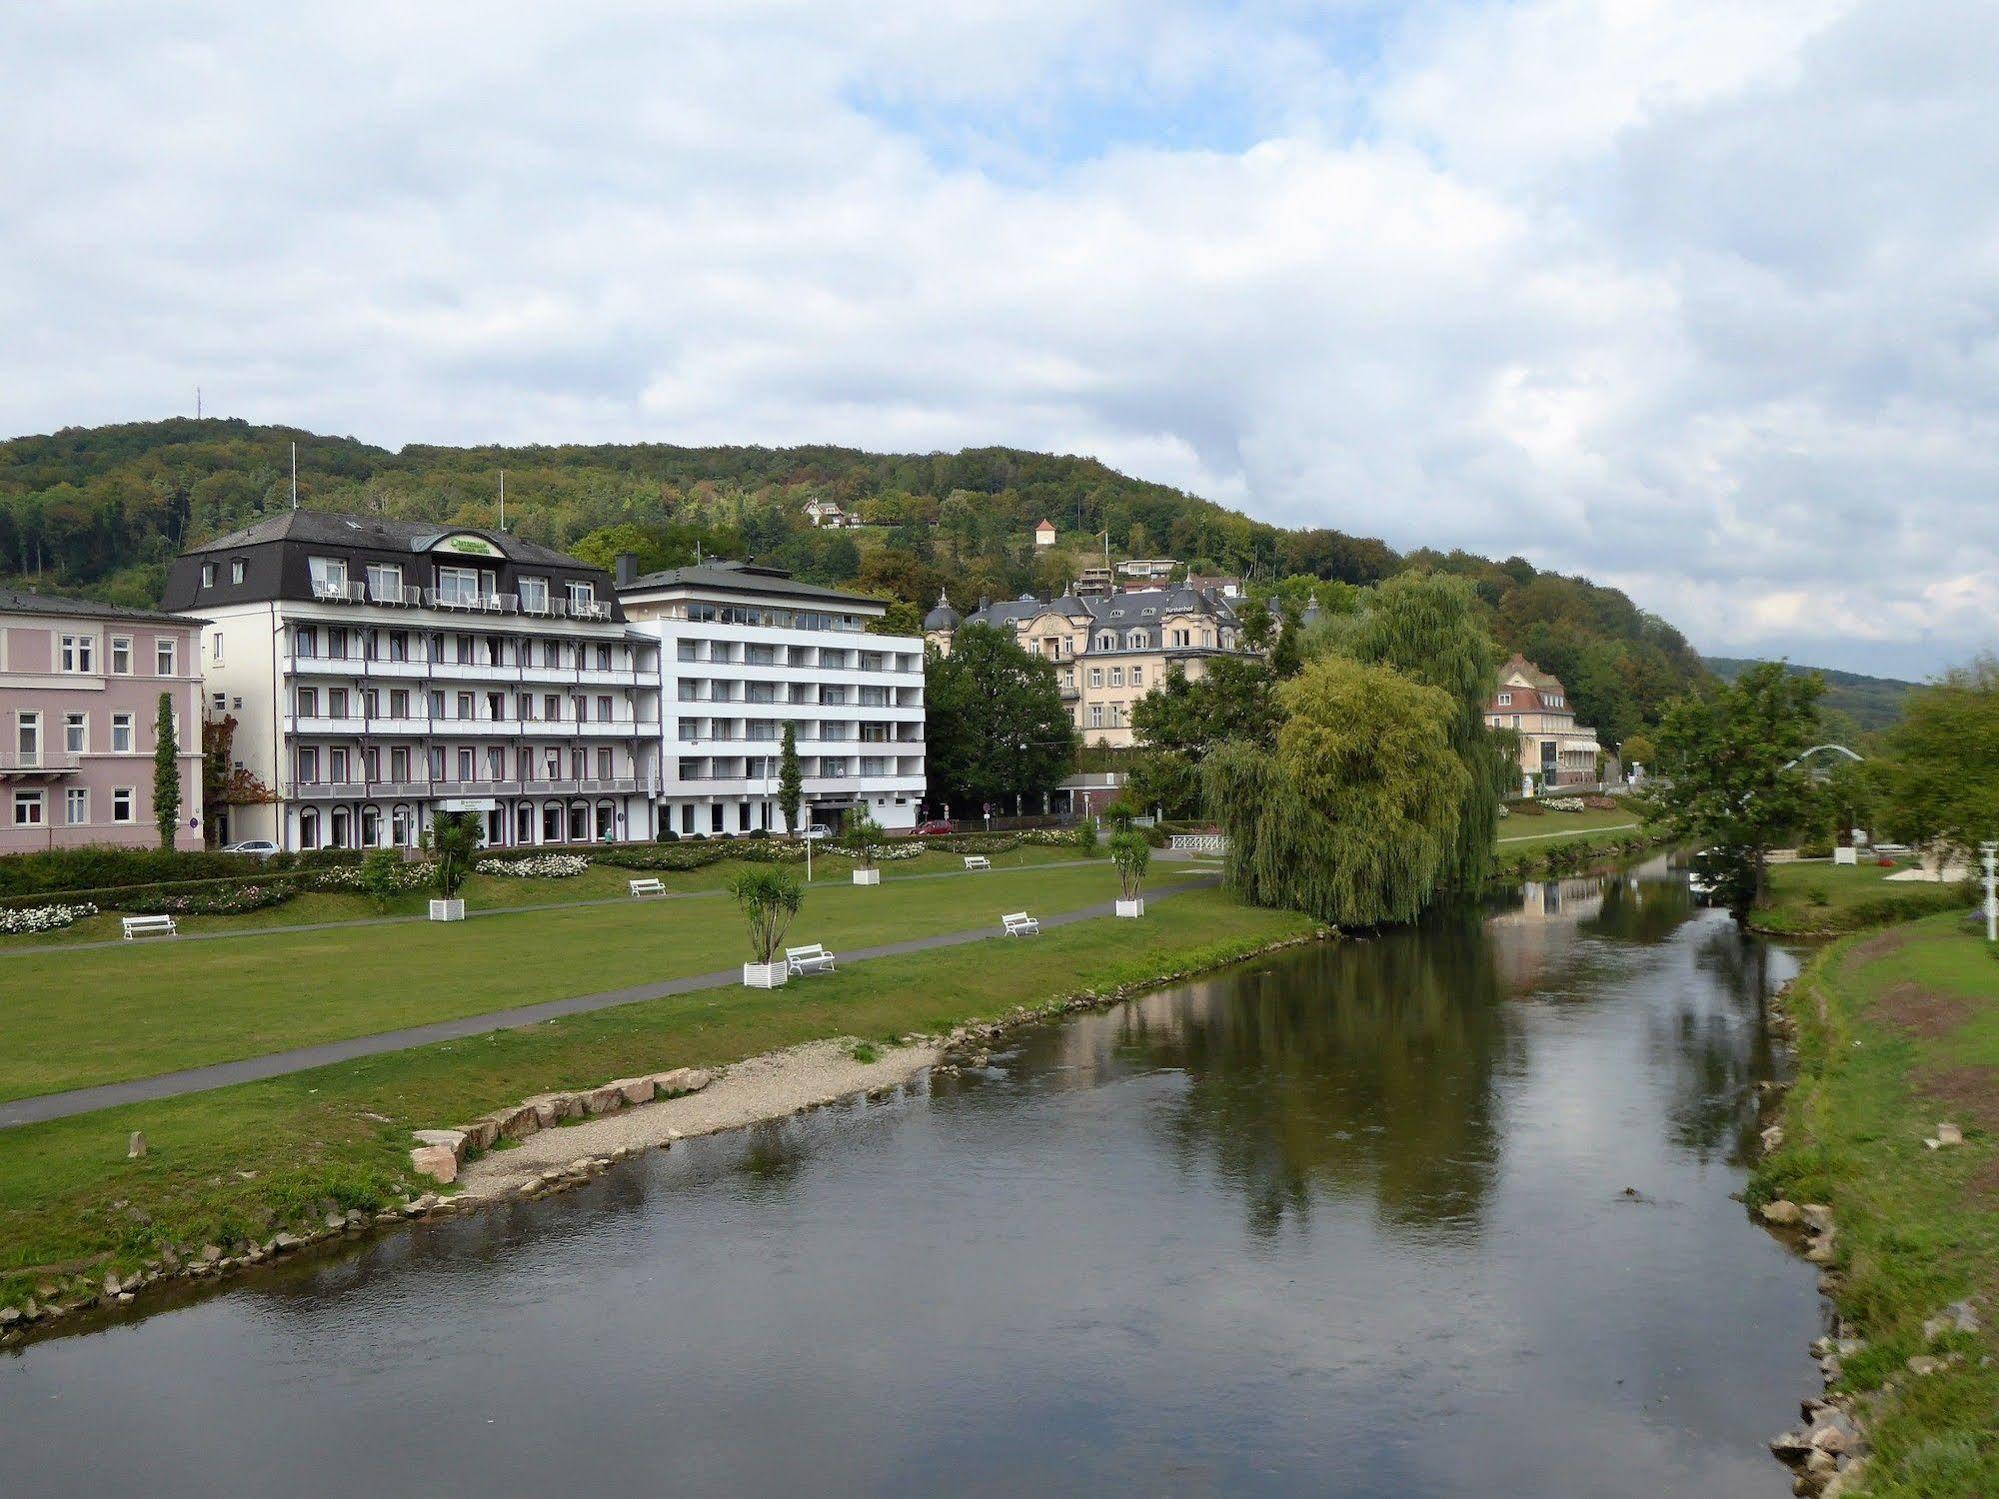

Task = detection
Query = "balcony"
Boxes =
[284,776,648,801]
[0,753,81,781]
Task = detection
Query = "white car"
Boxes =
[800,825,836,842]
[222,839,280,858]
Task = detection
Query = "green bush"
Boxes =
[0,846,358,899]
[1073,820,1099,854]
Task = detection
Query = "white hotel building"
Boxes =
[616,560,926,836]
[163,513,660,851]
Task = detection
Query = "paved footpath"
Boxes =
[0,875,1216,1129]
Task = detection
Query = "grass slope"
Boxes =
[1750,861,1975,937]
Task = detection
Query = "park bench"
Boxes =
[122,914,177,941]
[786,943,837,977]
[1002,911,1040,937]
[963,855,991,871]
[628,877,666,898]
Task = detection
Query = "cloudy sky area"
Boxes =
[4,0,1996,677]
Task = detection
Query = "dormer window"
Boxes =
[231,558,247,584]
[200,561,216,588]
[366,563,403,602]
[1497,692,1512,706]
[520,576,549,613]
[1096,631,1115,650]
[308,556,349,599]
[1125,630,1146,649]
[566,580,595,609]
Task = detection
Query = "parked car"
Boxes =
[222,839,280,858]
[912,819,954,836]
[801,825,835,842]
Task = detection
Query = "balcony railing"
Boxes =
[0,753,82,776]
[284,776,648,801]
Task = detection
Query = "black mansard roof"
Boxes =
[619,560,884,610]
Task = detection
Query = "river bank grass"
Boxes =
[1752,912,1999,1495]
[1749,860,1975,937]
[1,859,1174,1102]
[0,888,1318,1318]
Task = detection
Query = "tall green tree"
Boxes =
[1879,655,1999,862]
[778,722,803,836]
[924,624,1077,816]
[1204,657,1469,928]
[152,691,181,849]
[1639,662,1824,920]
[1132,658,1276,755]
[1341,572,1510,889]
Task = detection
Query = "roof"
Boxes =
[923,588,960,632]
[1035,519,1056,531]
[620,559,881,609]
[1499,653,1564,691]
[966,584,1236,636]
[0,586,205,627]
[182,510,585,569]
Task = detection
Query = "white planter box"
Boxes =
[742,961,790,989]
[1833,846,1858,866]
[429,898,465,922]
[1116,898,1145,918]
[852,868,881,886]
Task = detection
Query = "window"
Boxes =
[519,576,549,613]
[64,713,86,754]
[211,631,224,664]
[231,558,246,585]
[15,711,40,766]
[1097,632,1115,651]
[111,713,133,753]
[110,636,132,674]
[213,692,226,713]
[390,688,409,717]
[595,645,611,670]
[201,561,216,588]
[295,626,317,658]
[308,556,348,596]
[1496,692,1513,707]
[298,809,319,850]
[297,747,320,783]
[1110,668,1124,688]
[59,634,95,673]
[155,638,177,676]
[13,789,45,826]
[297,686,319,717]
[112,788,134,822]
[367,563,403,601]
[596,695,612,722]
[1088,668,1103,688]
[1126,631,1145,649]
[1088,705,1104,729]
[566,580,595,609]
[65,787,88,824]
[1131,666,1143,688]
[436,565,480,606]
[329,748,350,783]
[328,688,349,718]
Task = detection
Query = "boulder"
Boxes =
[1905,1354,1945,1376]
[1936,1122,1963,1147]
[409,1145,459,1184]
[1761,1124,1785,1154]
[457,1117,501,1152]
[412,1128,469,1161]
[403,1193,439,1217]
[583,1084,624,1115]
[1761,1199,1803,1226]
[487,1103,542,1141]
[1800,1203,1834,1235]
[611,1076,656,1106]
[525,1093,582,1127]
[199,1243,223,1263]
[271,1232,304,1253]
[127,1131,148,1159]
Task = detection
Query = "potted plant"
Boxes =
[1109,829,1149,918]
[730,865,803,987]
[423,811,479,921]
[843,812,886,886]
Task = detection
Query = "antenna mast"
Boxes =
[291,442,298,510]
[499,469,506,530]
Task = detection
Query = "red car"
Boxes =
[912,819,955,836]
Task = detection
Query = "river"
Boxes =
[1,858,1817,1495]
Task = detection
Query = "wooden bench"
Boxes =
[786,943,837,976]
[1002,911,1040,936]
[628,877,666,898]
[122,914,178,941]
[963,855,991,871]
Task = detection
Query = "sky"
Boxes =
[3,1,1996,679]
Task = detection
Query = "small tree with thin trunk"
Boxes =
[152,692,181,850]
[729,866,803,963]
[779,722,804,836]
[841,811,886,871]
[1109,830,1151,903]
[424,811,481,900]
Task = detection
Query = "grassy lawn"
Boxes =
[1752,914,1999,1495]
[1751,859,1974,936]
[1494,804,1644,845]
[0,887,1317,1309]
[0,858,1186,1103]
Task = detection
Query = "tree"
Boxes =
[1621,732,1657,772]
[729,866,804,964]
[1131,658,1275,756]
[1204,657,1469,928]
[1639,662,1824,920]
[424,811,482,900]
[779,722,804,836]
[1879,655,1999,863]
[1109,830,1151,904]
[867,598,923,637]
[1341,572,1511,890]
[1126,749,1202,819]
[923,624,1077,815]
[152,691,181,849]
[1271,603,1303,678]
[840,810,886,871]
[1238,596,1274,653]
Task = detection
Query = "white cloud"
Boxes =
[1,0,1994,676]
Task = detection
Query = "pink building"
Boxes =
[1,588,208,853]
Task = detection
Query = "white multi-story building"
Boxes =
[163,512,661,852]
[616,561,925,836]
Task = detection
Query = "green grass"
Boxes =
[0,887,1316,1308]
[1751,860,1975,936]
[1494,804,1644,844]
[1751,914,1999,1495]
[0,859,1176,1103]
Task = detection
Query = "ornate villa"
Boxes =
[1485,655,1602,792]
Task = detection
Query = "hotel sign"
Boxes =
[434,534,504,558]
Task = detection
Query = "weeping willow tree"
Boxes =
[1205,657,1470,928]
[1339,572,1512,891]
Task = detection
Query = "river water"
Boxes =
[2,859,1816,1496]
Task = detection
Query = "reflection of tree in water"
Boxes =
[1582,874,1698,946]
[1644,916,1784,1166]
[1119,925,1516,1244]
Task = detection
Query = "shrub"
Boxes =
[596,844,731,873]
[361,848,412,907]
[0,901,99,936]
[728,866,803,964]
[1541,796,1587,813]
[1073,820,1099,854]
[0,846,358,899]
[1583,794,1620,811]
[125,883,294,917]
[475,853,590,879]
[1505,800,1546,817]
[308,859,430,896]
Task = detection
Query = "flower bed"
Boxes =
[1540,796,1587,813]
[476,854,590,879]
[306,861,433,894]
[0,901,99,936]
[124,884,295,917]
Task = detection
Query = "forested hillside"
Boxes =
[1703,656,1915,738]
[0,418,1708,740]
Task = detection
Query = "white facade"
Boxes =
[619,564,925,836]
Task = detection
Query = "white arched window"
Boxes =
[1126,630,1146,649]
[1096,632,1116,651]
[298,808,319,850]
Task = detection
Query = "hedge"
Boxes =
[0,845,360,899]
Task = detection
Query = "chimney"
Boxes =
[614,552,638,589]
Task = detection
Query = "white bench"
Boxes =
[1002,911,1040,936]
[628,877,666,898]
[122,914,177,941]
[786,943,837,976]
[963,855,991,871]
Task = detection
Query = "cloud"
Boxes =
[0,0,1994,676]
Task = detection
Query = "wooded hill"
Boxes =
[1703,656,1916,738]
[0,418,1708,742]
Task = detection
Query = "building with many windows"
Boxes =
[0,589,207,853]
[928,584,1250,749]
[617,561,925,835]
[1485,655,1603,792]
[162,513,660,852]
